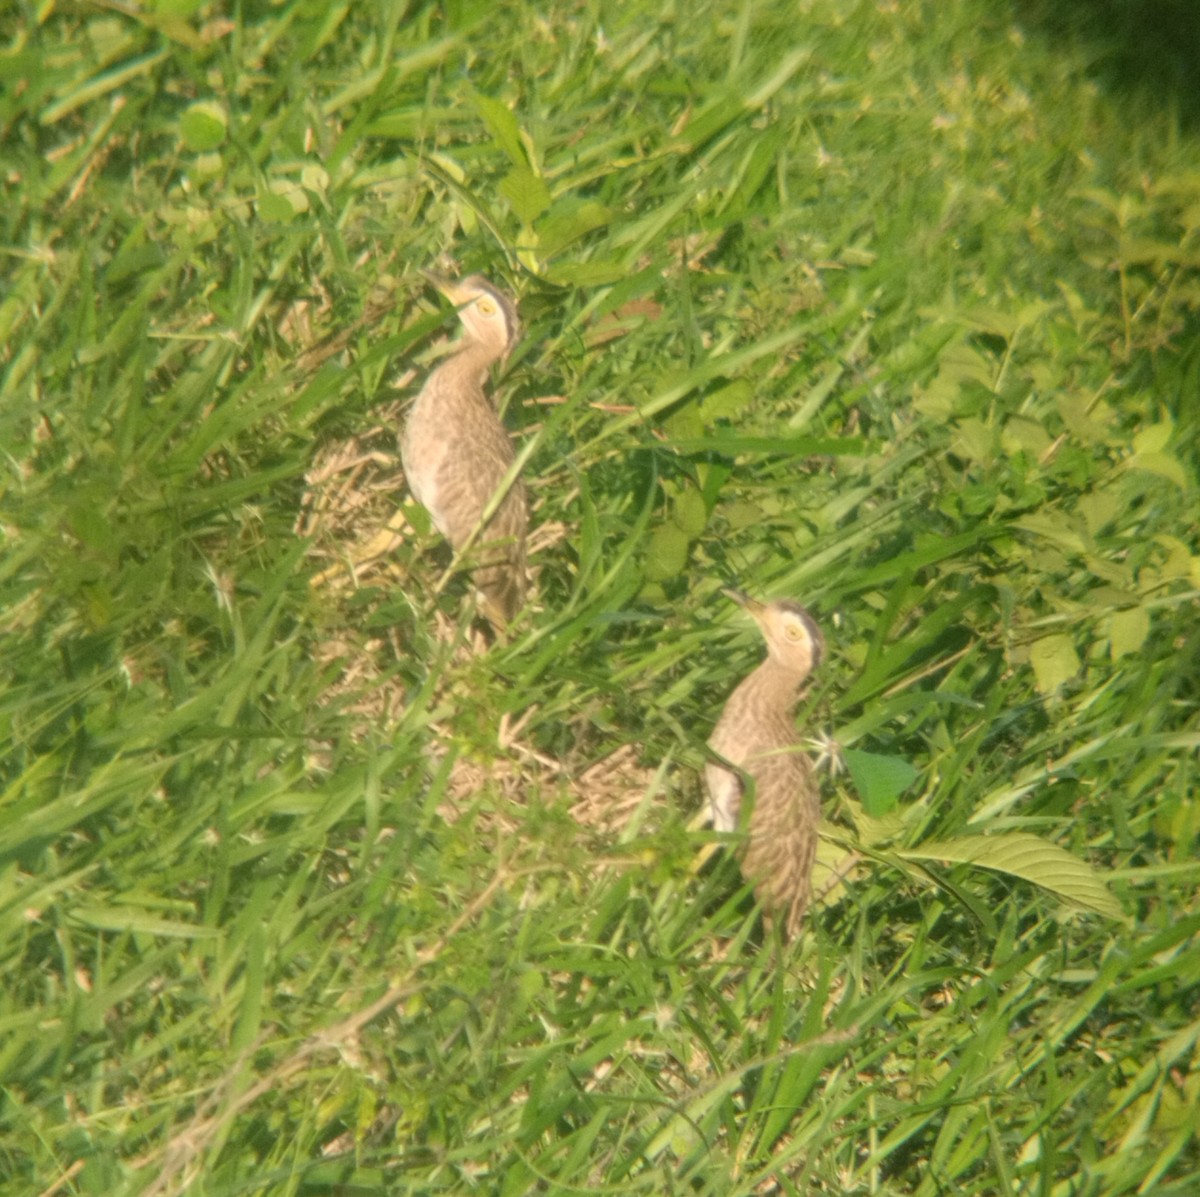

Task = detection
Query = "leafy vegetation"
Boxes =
[2,1,1198,1194]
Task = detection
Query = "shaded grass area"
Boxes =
[1017,0,1200,129]
[2,1,1199,1194]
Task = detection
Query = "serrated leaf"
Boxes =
[960,305,1021,338]
[1127,449,1189,489]
[474,92,525,167]
[499,165,550,226]
[839,794,910,846]
[1015,512,1086,554]
[1110,605,1151,660]
[843,750,920,817]
[1057,391,1114,445]
[914,342,995,420]
[1077,489,1122,535]
[1029,633,1080,693]
[1133,420,1174,455]
[1002,415,1053,458]
[954,416,997,465]
[899,832,1124,920]
[701,379,753,421]
[180,101,227,151]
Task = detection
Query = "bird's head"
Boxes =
[424,271,521,362]
[724,588,823,679]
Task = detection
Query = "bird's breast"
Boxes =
[400,394,455,536]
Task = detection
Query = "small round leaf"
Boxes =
[180,102,228,152]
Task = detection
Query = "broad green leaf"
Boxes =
[180,101,228,151]
[1077,489,1122,535]
[1119,236,1199,267]
[1029,633,1080,693]
[700,379,753,422]
[1002,415,1053,458]
[474,92,525,167]
[68,502,115,552]
[271,179,309,213]
[1133,420,1173,455]
[257,190,296,222]
[1109,606,1151,660]
[954,416,997,465]
[190,152,223,181]
[838,795,910,846]
[543,259,628,286]
[499,165,551,226]
[723,500,765,531]
[1057,391,1115,444]
[900,833,1124,920]
[664,399,704,440]
[843,750,920,817]
[1127,449,1189,489]
[913,342,994,419]
[672,488,707,538]
[1152,534,1195,580]
[1015,512,1086,554]
[535,199,610,256]
[643,523,689,582]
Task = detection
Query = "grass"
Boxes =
[2,0,1199,1193]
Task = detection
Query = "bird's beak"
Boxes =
[420,269,467,308]
[722,587,767,619]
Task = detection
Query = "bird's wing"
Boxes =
[704,758,744,832]
[740,750,820,939]
[434,411,526,551]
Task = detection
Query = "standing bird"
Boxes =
[401,273,527,630]
[706,589,825,939]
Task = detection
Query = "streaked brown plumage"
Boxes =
[400,273,527,629]
[705,589,825,939]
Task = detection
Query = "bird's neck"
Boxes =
[439,338,503,389]
[736,657,809,716]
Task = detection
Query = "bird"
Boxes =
[400,272,528,630]
[705,589,825,939]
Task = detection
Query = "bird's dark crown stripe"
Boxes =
[803,614,825,668]
[776,601,824,668]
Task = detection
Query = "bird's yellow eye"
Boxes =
[784,622,803,641]
[476,297,496,315]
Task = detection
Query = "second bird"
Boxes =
[401,273,528,630]
[706,590,825,940]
